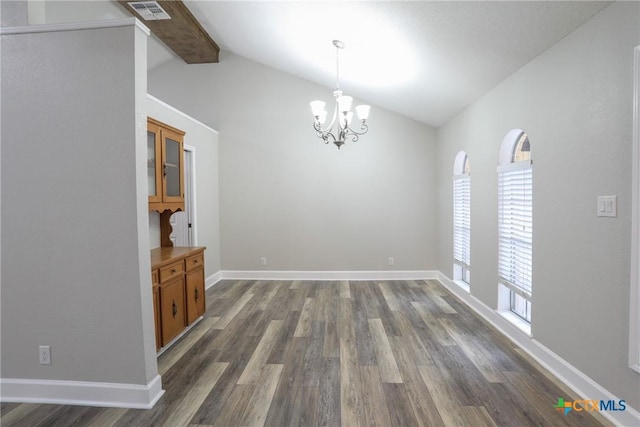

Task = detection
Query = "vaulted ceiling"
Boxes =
[182,1,611,127]
[41,1,612,127]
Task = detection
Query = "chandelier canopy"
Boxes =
[310,40,371,149]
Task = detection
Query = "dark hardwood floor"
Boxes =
[1,279,610,426]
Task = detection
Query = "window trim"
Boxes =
[453,151,471,292]
[497,131,532,333]
[498,162,533,307]
[453,173,471,270]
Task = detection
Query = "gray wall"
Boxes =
[1,23,157,386]
[436,2,640,410]
[0,0,28,26]
[149,52,438,272]
[147,96,222,276]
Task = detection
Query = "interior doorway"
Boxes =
[170,145,196,246]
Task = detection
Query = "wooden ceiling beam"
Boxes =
[117,0,219,64]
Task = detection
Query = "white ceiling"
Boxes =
[36,1,612,128]
[183,0,611,127]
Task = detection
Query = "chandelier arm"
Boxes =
[344,123,369,143]
[345,122,369,137]
[322,131,336,145]
[313,123,335,145]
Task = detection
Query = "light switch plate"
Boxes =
[597,195,617,217]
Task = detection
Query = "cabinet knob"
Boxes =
[172,300,177,317]
[195,288,199,301]
[171,269,176,274]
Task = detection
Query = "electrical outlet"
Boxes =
[388,257,395,266]
[39,346,51,365]
[260,257,267,266]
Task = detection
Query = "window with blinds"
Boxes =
[498,160,532,322]
[453,174,471,276]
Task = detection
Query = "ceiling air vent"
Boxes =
[128,1,171,20]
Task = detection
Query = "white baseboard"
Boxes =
[436,272,640,427]
[214,270,438,281]
[206,271,222,290]
[0,375,164,409]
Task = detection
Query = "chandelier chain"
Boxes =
[335,43,340,91]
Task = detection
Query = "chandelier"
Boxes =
[310,40,370,149]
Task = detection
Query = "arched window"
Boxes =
[453,151,471,288]
[498,130,533,326]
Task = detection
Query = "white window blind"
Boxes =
[453,174,471,270]
[498,161,532,298]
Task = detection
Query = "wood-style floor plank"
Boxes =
[189,334,261,425]
[265,309,301,364]
[316,356,341,427]
[438,316,506,383]
[293,297,315,337]
[368,318,403,383]
[339,280,351,299]
[459,406,498,427]
[389,336,444,427]
[210,384,253,427]
[158,316,219,375]
[359,365,393,427]
[411,301,457,346]
[383,382,421,427]
[378,281,401,312]
[391,310,435,366]
[239,363,283,427]
[254,281,281,311]
[295,385,319,426]
[161,362,228,427]
[237,319,283,384]
[313,286,330,321]
[339,298,365,426]
[2,279,611,427]
[263,337,307,426]
[352,288,378,366]
[419,363,472,426]
[1,404,40,427]
[322,295,340,358]
[213,292,254,330]
[302,321,325,387]
[85,407,128,427]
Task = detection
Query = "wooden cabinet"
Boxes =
[147,117,185,213]
[160,275,185,345]
[151,246,206,351]
[185,252,205,324]
[152,271,161,351]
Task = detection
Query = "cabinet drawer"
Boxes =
[185,253,204,272]
[160,260,184,283]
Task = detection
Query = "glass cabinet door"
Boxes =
[147,117,185,212]
[162,129,184,203]
[147,124,162,203]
